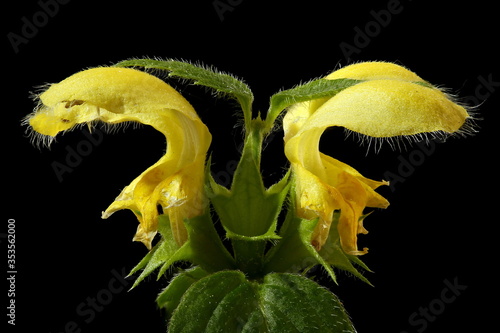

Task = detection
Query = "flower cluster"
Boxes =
[24,60,472,331]
[25,60,471,274]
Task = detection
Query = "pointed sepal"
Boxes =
[264,204,372,285]
[128,213,235,289]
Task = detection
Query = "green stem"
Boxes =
[232,239,266,279]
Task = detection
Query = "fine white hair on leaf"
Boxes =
[120,56,249,99]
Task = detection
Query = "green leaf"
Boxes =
[265,78,363,131]
[168,271,250,332]
[167,271,356,333]
[114,58,254,130]
[157,267,209,317]
[260,273,355,332]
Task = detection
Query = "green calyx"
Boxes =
[207,119,290,277]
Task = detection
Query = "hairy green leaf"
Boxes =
[114,58,254,129]
[167,271,356,333]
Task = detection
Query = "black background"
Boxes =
[5,0,498,332]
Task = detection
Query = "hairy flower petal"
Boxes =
[300,80,469,138]
[284,61,470,254]
[26,67,211,249]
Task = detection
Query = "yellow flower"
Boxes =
[284,62,470,254]
[25,67,212,249]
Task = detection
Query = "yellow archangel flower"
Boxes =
[25,67,212,249]
[283,62,471,255]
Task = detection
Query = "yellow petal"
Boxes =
[289,149,389,253]
[300,80,469,138]
[334,172,373,255]
[27,67,211,249]
[321,154,389,209]
[285,117,389,253]
[283,62,429,122]
[292,163,342,249]
[283,98,317,142]
[326,61,426,82]
[39,67,197,117]
[27,67,198,139]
